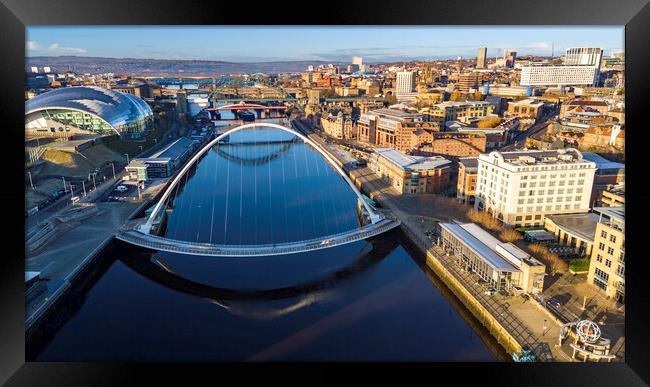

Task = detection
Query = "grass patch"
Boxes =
[569,258,591,272]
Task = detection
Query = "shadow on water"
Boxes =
[26,235,399,360]
[393,229,512,362]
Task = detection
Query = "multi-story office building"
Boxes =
[474,149,597,227]
[357,108,423,150]
[423,101,492,124]
[352,56,363,68]
[457,157,479,203]
[564,47,603,69]
[396,71,417,102]
[560,98,610,118]
[476,47,487,69]
[368,148,451,194]
[457,72,480,92]
[520,63,599,86]
[587,206,625,303]
[504,50,517,68]
[600,184,624,207]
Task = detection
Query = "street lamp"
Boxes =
[27,171,34,190]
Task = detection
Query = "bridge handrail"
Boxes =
[117,219,400,257]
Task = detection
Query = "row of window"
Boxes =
[520,179,585,188]
[516,204,581,212]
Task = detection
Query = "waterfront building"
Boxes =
[474,149,597,227]
[25,86,154,139]
[368,148,451,194]
[423,101,492,124]
[320,111,355,140]
[505,99,545,121]
[477,47,487,69]
[544,212,599,257]
[127,137,195,180]
[457,157,479,203]
[520,63,599,86]
[587,206,625,303]
[438,222,546,294]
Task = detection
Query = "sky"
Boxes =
[27,26,624,63]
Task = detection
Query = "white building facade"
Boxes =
[474,149,597,227]
[520,64,599,86]
[564,47,603,68]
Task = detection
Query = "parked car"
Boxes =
[115,185,128,192]
[547,298,563,308]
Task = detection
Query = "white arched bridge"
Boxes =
[116,121,400,257]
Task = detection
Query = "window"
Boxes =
[575,196,582,202]
[557,197,563,202]
[547,189,554,195]
[601,230,607,238]
[518,199,525,205]
[605,259,612,268]
[516,216,523,221]
[528,198,534,204]
[558,189,564,195]
[535,214,542,220]
[599,242,605,250]
[520,182,527,188]
[525,215,532,220]
[538,190,544,195]
[594,268,609,282]
[546,197,553,203]
[607,247,614,255]
[610,235,617,243]
[537,198,544,203]
[596,254,603,262]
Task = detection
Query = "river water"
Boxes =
[32,126,499,361]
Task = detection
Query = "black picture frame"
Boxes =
[1,0,649,384]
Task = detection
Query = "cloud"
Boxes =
[526,41,553,50]
[47,43,87,54]
[27,41,87,54]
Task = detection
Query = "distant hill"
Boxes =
[27,56,346,76]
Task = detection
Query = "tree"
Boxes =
[385,93,397,106]
[477,117,503,128]
[449,90,464,102]
[499,228,523,242]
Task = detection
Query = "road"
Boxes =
[500,112,559,151]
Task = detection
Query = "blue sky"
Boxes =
[27,26,624,62]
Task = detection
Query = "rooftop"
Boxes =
[581,152,625,171]
[150,137,194,160]
[375,148,450,171]
[481,149,595,167]
[593,206,625,222]
[458,157,479,170]
[545,212,600,242]
[439,222,520,272]
[368,108,422,120]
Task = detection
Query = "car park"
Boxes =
[115,185,128,192]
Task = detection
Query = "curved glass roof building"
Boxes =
[25,86,154,139]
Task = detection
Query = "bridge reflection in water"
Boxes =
[117,122,400,257]
[119,237,398,320]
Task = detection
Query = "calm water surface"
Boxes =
[33,127,498,361]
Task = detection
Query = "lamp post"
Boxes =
[27,171,34,190]
[111,163,116,180]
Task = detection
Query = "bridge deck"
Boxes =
[116,218,400,257]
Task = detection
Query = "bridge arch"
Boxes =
[141,121,380,234]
